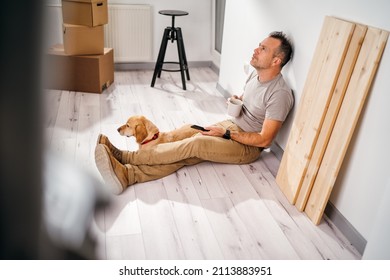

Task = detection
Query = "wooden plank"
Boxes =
[213,163,300,259]
[162,167,224,259]
[104,186,142,236]
[43,89,62,144]
[305,27,389,225]
[244,161,360,259]
[187,162,227,199]
[49,91,81,158]
[135,180,186,259]
[106,234,146,260]
[201,197,264,259]
[295,24,368,211]
[276,16,355,204]
[74,92,101,172]
[241,164,325,259]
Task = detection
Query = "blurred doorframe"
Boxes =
[0,2,44,259]
[211,0,226,70]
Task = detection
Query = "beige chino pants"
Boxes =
[124,120,263,184]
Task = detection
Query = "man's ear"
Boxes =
[272,56,282,67]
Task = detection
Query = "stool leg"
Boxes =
[151,28,170,87]
[160,27,174,78]
[176,28,190,81]
[175,28,186,90]
[176,28,190,90]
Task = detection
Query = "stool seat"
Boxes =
[151,10,190,90]
[159,10,189,17]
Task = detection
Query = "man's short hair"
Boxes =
[269,31,293,67]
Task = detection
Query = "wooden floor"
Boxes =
[44,68,361,260]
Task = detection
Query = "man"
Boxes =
[95,31,294,195]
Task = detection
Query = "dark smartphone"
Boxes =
[191,125,210,132]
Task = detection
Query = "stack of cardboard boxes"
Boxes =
[46,0,114,93]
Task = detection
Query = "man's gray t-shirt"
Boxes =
[233,71,294,132]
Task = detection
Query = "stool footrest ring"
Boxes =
[161,61,188,73]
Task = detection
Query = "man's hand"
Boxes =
[200,126,225,137]
[200,119,283,148]
[226,95,242,105]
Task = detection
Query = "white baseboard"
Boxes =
[324,202,366,255]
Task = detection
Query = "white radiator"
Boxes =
[104,5,152,62]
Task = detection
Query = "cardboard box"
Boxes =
[63,23,104,55]
[62,0,108,27]
[45,45,114,93]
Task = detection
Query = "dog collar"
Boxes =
[141,132,159,145]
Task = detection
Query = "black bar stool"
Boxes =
[151,10,190,90]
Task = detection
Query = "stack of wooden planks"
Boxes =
[276,16,389,225]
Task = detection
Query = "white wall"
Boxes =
[362,179,390,259]
[44,0,213,62]
[219,0,390,256]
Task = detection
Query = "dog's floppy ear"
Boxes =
[134,123,148,144]
[142,116,159,137]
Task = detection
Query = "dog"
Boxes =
[117,115,199,149]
